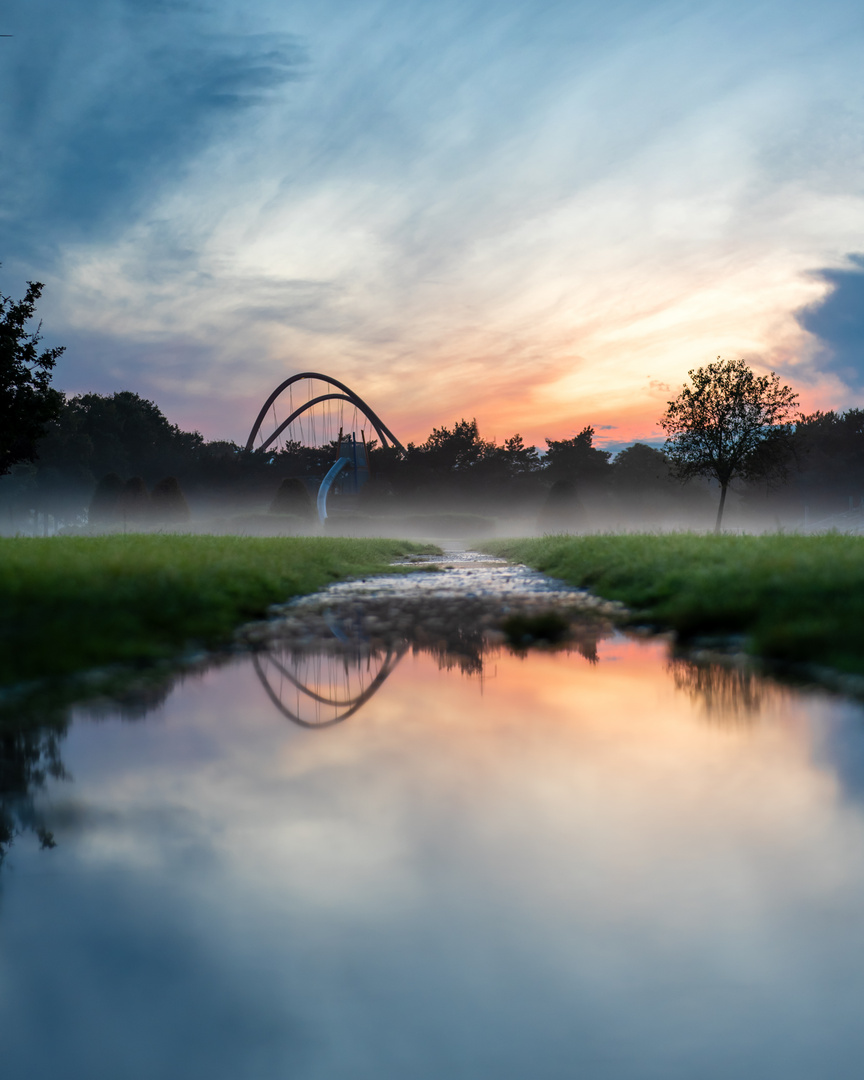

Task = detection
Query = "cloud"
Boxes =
[796,255,864,390]
[0,0,305,258]
[7,0,864,441]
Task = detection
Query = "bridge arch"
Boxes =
[245,372,405,455]
[252,644,406,727]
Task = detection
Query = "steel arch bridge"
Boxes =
[244,372,405,456]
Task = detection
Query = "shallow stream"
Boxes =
[3,553,864,1078]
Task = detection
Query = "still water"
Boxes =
[3,599,864,1077]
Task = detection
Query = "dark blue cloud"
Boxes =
[797,255,864,389]
[0,1,305,261]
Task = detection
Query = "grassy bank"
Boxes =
[0,534,436,686]
[480,534,864,674]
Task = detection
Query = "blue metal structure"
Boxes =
[317,434,370,521]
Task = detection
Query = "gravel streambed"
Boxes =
[236,550,627,659]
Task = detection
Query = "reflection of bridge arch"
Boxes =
[253,644,406,728]
[245,372,405,455]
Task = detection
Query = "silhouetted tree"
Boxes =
[789,410,864,517]
[54,392,203,482]
[479,433,542,482]
[418,418,492,472]
[544,427,612,487]
[500,434,541,475]
[612,443,671,491]
[0,277,65,475]
[660,357,798,532]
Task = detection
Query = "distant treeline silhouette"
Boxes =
[2,390,864,530]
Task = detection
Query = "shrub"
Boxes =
[151,476,190,524]
[270,477,314,517]
[117,477,151,523]
[88,472,124,524]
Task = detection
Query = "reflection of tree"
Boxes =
[0,669,182,866]
[0,720,67,864]
[668,658,765,724]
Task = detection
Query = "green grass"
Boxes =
[480,533,864,675]
[0,534,437,686]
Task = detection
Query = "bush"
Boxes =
[88,472,124,525]
[537,481,588,533]
[117,477,151,523]
[270,477,314,517]
[151,476,190,524]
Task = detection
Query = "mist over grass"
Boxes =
[0,534,437,687]
[480,533,864,675]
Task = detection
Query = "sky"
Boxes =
[3,0,864,449]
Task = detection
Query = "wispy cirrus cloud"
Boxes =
[0,0,305,257]
[5,0,864,442]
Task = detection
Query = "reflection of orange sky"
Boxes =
[66,639,864,943]
[272,637,824,820]
[264,642,858,921]
[49,633,864,1078]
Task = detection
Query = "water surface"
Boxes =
[3,580,864,1078]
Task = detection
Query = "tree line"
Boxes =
[2,386,862,532]
[3,274,864,532]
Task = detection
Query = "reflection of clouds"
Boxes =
[9,638,864,1075]
[0,562,614,866]
[810,699,864,810]
[2,863,313,1077]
